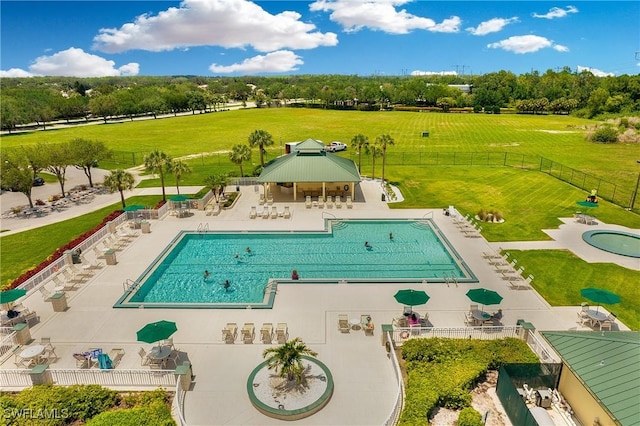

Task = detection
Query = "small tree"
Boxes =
[167,159,191,194]
[69,138,111,187]
[229,144,252,177]
[248,129,274,167]
[204,174,228,204]
[262,338,318,384]
[367,144,383,181]
[103,169,135,209]
[43,142,72,197]
[375,134,395,185]
[144,149,171,201]
[351,133,369,173]
[0,151,35,208]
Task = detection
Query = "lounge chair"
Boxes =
[109,348,125,367]
[335,196,342,208]
[305,196,312,209]
[71,264,94,279]
[79,254,104,269]
[392,316,408,327]
[61,267,86,283]
[249,206,257,219]
[258,194,265,205]
[270,206,278,219]
[276,323,288,343]
[326,196,333,208]
[205,204,214,216]
[52,275,78,292]
[92,246,108,259]
[74,353,90,368]
[222,323,238,344]
[316,197,324,208]
[211,203,221,216]
[260,323,273,344]
[40,337,58,362]
[283,206,291,219]
[267,194,274,205]
[39,287,53,301]
[242,323,255,344]
[338,314,350,333]
[138,347,150,366]
[345,196,353,209]
[361,314,374,336]
[262,207,270,219]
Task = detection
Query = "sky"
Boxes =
[1,0,638,78]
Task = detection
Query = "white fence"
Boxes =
[391,326,521,344]
[526,331,560,363]
[0,368,177,389]
[383,333,405,426]
[0,330,18,363]
[173,375,188,426]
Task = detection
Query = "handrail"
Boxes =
[421,211,434,219]
[174,374,188,425]
[123,279,139,293]
[196,222,209,233]
[322,211,337,219]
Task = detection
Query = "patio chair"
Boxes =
[92,246,108,259]
[61,267,86,283]
[469,304,478,314]
[267,194,274,205]
[71,264,94,279]
[276,323,288,344]
[39,287,52,301]
[607,312,617,322]
[326,196,333,208]
[79,254,104,269]
[305,196,312,209]
[161,337,176,351]
[599,320,613,331]
[262,207,270,219]
[361,315,374,336]
[576,311,590,326]
[345,196,353,209]
[260,323,274,344]
[338,314,350,333]
[335,196,342,208]
[166,351,181,368]
[270,206,278,219]
[40,337,58,362]
[316,197,324,208]
[222,323,238,344]
[249,206,257,219]
[581,302,589,312]
[258,194,265,205]
[138,347,150,366]
[73,353,90,368]
[241,323,255,344]
[13,347,30,368]
[109,348,125,368]
[283,206,291,219]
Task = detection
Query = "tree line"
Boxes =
[2,68,639,131]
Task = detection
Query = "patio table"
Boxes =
[471,310,491,325]
[586,310,607,327]
[20,344,45,366]
[148,345,171,368]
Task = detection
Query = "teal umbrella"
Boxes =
[580,288,620,312]
[124,204,145,212]
[136,320,177,344]
[394,289,430,307]
[466,288,503,308]
[577,201,599,208]
[170,195,189,202]
[0,288,27,304]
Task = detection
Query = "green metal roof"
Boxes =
[541,331,640,426]
[258,138,361,183]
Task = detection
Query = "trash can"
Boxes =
[381,193,386,202]
[72,253,81,264]
[104,249,117,265]
[141,221,151,234]
[13,322,32,345]
[50,292,68,312]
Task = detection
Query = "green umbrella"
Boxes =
[466,288,503,308]
[0,288,27,304]
[136,320,177,344]
[170,195,189,202]
[393,289,430,307]
[577,201,599,208]
[580,288,621,312]
[124,204,145,212]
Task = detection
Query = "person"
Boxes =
[245,246,252,254]
[364,315,373,328]
[409,313,420,326]
[365,241,372,249]
[7,309,20,319]
[389,232,393,240]
[492,309,503,320]
[291,269,299,280]
[223,280,230,290]
[203,270,211,279]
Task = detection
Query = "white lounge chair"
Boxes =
[222,323,237,344]
[270,206,278,219]
[249,206,257,219]
[316,197,324,208]
[276,323,288,343]
[305,196,312,209]
[262,207,270,219]
[346,195,353,208]
[79,254,104,269]
[260,323,273,344]
[335,196,342,208]
[338,314,350,333]
[326,196,333,208]
[242,323,255,344]
[283,206,291,219]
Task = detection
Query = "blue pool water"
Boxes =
[118,220,475,308]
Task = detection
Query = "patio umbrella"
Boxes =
[169,195,189,202]
[124,204,145,212]
[580,288,621,312]
[0,288,27,305]
[136,320,177,344]
[393,289,430,307]
[577,201,599,209]
[465,288,503,310]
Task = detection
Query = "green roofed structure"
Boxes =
[257,138,361,201]
[540,331,640,426]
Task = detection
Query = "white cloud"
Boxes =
[310,0,460,34]
[487,35,568,54]
[93,0,337,53]
[577,65,614,77]
[467,17,518,36]
[410,70,457,76]
[22,47,139,77]
[0,68,33,78]
[209,50,303,74]
[532,6,578,19]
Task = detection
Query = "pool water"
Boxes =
[119,220,475,308]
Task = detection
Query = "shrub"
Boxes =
[223,191,239,207]
[35,199,46,206]
[477,209,487,221]
[458,407,484,426]
[590,126,619,143]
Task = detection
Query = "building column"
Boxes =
[322,182,326,201]
[293,182,297,201]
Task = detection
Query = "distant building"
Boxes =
[448,84,473,94]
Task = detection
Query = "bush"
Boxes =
[590,125,619,143]
[458,407,484,426]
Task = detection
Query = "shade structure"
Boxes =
[580,288,621,305]
[170,195,189,202]
[0,288,27,304]
[136,320,177,344]
[393,289,430,307]
[124,204,145,212]
[465,288,503,307]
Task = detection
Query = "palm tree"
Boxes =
[262,338,318,384]
[229,144,252,177]
[144,149,171,201]
[351,134,369,173]
[103,169,135,209]
[248,129,274,167]
[368,145,383,181]
[204,174,228,204]
[375,134,395,185]
[167,159,191,194]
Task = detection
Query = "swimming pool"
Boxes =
[115,219,476,309]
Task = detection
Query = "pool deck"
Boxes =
[2,179,636,425]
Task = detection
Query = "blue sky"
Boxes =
[1,1,638,78]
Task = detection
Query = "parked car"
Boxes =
[325,142,347,152]
[1,176,45,192]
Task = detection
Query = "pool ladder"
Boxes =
[197,222,209,234]
[123,279,140,292]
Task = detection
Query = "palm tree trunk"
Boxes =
[119,189,126,208]
[381,147,386,184]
